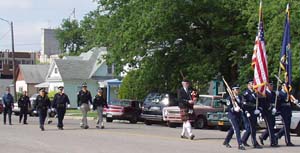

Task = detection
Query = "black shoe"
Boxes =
[223,142,232,148]
[287,142,295,146]
[47,120,52,124]
[259,136,264,145]
[190,135,195,140]
[23,123,28,125]
[84,126,89,129]
[243,142,250,147]
[9,123,12,125]
[4,122,6,125]
[40,126,45,131]
[238,145,246,150]
[270,144,280,147]
[101,126,104,129]
[58,127,64,130]
[253,144,262,149]
[181,135,188,139]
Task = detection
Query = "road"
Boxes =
[0,115,299,153]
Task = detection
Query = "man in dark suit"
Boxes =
[178,79,195,140]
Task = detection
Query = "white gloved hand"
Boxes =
[275,91,280,96]
[47,109,51,113]
[294,99,299,104]
[234,106,240,112]
[2,104,5,108]
[254,109,260,115]
[51,108,55,111]
[77,107,80,110]
[246,111,251,117]
[67,104,71,108]
[272,108,277,115]
[33,110,37,114]
[89,105,93,110]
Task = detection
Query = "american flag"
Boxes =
[251,2,269,95]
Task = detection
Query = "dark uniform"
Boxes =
[18,94,31,124]
[77,84,92,129]
[223,93,245,150]
[93,91,108,128]
[2,92,14,125]
[258,88,277,146]
[35,91,51,131]
[53,89,70,130]
[276,90,294,146]
[241,88,261,148]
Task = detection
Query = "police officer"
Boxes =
[53,86,70,130]
[258,82,278,147]
[275,84,294,146]
[241,80,262,148]
[35,88,51,131]
[223,86,245,150]
[178,79,195,140]
[77,82,92,129]
[93,88,108,129]
[2,87,14,125]
[18,91,31,124]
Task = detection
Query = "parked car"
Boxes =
[141,93,178,125]
[207,111,231,131]
[162,95,224,129]
[0,97,3,114]
[105,99,142,124]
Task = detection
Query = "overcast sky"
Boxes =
[0,0,97,51]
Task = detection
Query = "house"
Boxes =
[44,47,115,107]
[16,64,50,96]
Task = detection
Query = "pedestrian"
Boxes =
[77,82,93,129]
[52,86,70,130]
[241,80,262,148]
[275,83,295,146]
[258,82,278,147]
[2,87,14,125]
[223,85,245,150]
[18,91,31,124]
[35,88,51,131]
[178,79,195,140]
[93,88,108,129]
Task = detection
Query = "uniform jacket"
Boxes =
[35,95,51,111]
[93,94,108,110]
[77,90,92,107]
[18,95,31,109]
[226,95,243,114]
[53,93,70,109]
[2,93,14,108]
[243,89,257,111]
[178,87,193,109]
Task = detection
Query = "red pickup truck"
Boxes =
[162,95,224,129]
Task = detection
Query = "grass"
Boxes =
[66,109,98,118]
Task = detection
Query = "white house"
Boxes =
[44,47,115,107]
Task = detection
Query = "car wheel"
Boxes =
[194,116,206,129]
[144,120,152,125]
[296,122,300,136]
[106,117,113,123]
[130,116,138,124]
[167,121,177,128]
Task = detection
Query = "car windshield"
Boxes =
[144,93,168,104]
[110,100,131,107]
[195,97,222,107]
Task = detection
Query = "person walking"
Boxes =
[93,88,108,129]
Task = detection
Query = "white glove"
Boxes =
[234,106,240,112]
[89,105,93,110]
[246,111,251,117]
[294,99,299,104]
[51,108,55,111]
[33,110,37,114]
[47,109,51,113]
[3,104,5,108]
[254,109,260,115]
[67,104,71,108]
[272,108,277,115]
[275,91,280,96]
[77,107,80,110]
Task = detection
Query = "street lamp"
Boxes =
[0,17,16,101]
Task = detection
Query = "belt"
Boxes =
[243,102,256,107]
[281,103,291,106]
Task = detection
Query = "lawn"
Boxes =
[66,109,98,118]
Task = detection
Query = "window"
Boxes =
[107,65,112,74]
[9,60,13,70]
[0,60,3,70]
[54,68,58,74]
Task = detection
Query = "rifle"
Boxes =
[222,77,241,112]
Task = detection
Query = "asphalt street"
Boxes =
[0,115,299,153]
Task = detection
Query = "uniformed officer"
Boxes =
[18,91,31,124]
[77,82,93,129]
[223,85,245,150]
[35,88,51,131]
[93,88,108,129]
[258,82,278,147]
[178,79,195,140]
[241,80,262,148]
[53,86,70,130]
[275,84,294,146]
[2,87,14,125]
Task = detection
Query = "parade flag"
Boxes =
[252,1,269,95]
[280,4,292,97]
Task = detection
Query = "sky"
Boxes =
[0,0,97,52]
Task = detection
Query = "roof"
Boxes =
[48,47,108,80]
[19,64,49,84]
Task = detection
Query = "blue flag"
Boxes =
[280,4,292,96]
